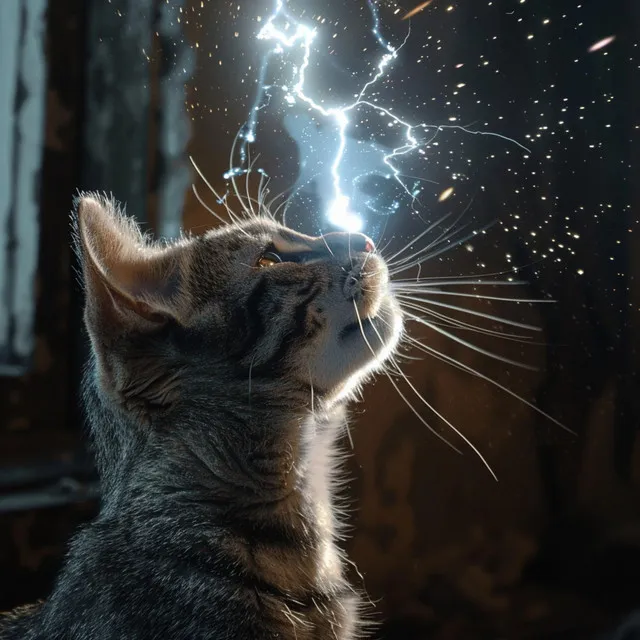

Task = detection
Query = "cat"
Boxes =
[0,193,403,639]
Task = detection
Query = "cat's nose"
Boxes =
[320,232,375,255]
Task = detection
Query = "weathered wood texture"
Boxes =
[0,0,196,611]
[0,0,48,375]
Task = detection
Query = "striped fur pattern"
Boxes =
[0,194,402,639]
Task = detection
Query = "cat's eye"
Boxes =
[257,251,282,268]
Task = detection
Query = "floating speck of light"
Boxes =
[588,35,616,52]
[438,186,455,202]
[402,0,434,20]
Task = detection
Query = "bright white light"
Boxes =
[327,195,363,232]
[231,0,532,232]
[247,0,403,232]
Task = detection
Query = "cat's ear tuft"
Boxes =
[74,194,185,333]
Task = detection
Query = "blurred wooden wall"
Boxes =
[0,1,637,638]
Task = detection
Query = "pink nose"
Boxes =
[321,232,375,254]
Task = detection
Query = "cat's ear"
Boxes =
[74,194,185,333]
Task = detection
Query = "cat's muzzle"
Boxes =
[342,253,388,321]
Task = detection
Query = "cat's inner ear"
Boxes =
[76,195,184,330]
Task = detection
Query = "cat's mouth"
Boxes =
[339,317,374,341]
[337,292,400,349]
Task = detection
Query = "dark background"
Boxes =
[1,1,638,638]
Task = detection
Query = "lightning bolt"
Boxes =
[231,0,531,233]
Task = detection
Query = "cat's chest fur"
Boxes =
[1,414,363,640]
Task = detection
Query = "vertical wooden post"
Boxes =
[0,0,48,375]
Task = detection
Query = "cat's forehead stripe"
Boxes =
[272,231,313,254]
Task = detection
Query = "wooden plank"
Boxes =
[0,0,47,375]
[0,0,22,368]
[12,0,47,363]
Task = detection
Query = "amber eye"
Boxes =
[257,251,282,268]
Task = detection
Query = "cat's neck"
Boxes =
[161,403,347,541]
[84,374,362,638]
[86,371,347,538]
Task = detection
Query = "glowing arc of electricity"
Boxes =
[236,0,531,232]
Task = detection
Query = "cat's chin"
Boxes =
[350,295,402,361]
[310,295,403,405]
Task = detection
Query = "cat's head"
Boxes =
[75,193,403,423]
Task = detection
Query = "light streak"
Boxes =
[402,0,434,21]
[438,186,454,202]
[232,0,531,233]
[588,35,616,53]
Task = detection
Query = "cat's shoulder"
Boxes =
[0,601,43,639]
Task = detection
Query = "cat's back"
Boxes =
[0,603,43,640]
[13,522,266,640]
[1,517,350,640]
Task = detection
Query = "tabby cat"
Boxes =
[0,194,403,639]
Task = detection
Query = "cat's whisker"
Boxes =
[191,185,229,227]
[362,266,390,280]
[400,303,548,346]
[389,220,497,277]
[385,195,477,271]
[240,174,261,221]
[241,190,272,221]
[190,156,250,230]
[403,310,538,370]
[240,185,280,223]
[392,279,527,289]
[270,191,293,223]
[384,211,454,264]
[375,237,395,261]
[211,191,247,229]
[366,319,499,480]
[396,293,541,332]
[388,215,470,270]
[256,171,277,221]
[361,248,377,271]
[320,235,348,273]
[386,353,498,481]
[392,287,550,306]
[190,158,230,225]
[247,155,275,221]
[196,185,251,237]
[397,301,537,343]
[227,131,256,222]
[243,151,258,220]
[390,256,547,285]
[343,414,354,450]
[394,350,424,361]
[352,302,463,455]
[282,602,310,637]
[387,228,468,271]
[281,193,295,228]
[372,214,393,256]
[399,331,575,435]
